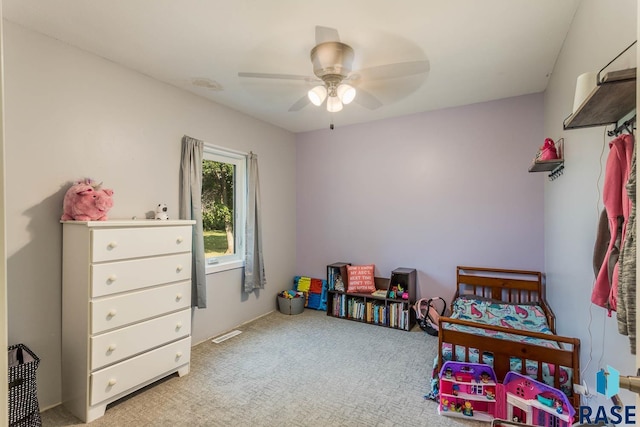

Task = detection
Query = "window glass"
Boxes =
[202,147,246,269]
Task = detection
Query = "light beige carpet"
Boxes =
[41,309,484,426]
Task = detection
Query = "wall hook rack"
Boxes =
[548,164,564,181]
[607,114,636,137]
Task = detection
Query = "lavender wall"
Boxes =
[295,93,545,301]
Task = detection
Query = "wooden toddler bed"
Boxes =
[435,266,581,413]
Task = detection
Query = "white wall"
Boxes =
[0,3,9,422]
[3,21,296,409]
[543,0,637,407]
[295,93,545,301]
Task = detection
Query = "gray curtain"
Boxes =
[179,135,207,308]
[243,152,266,293]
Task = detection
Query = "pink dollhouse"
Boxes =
[438,362,575,426]
[438,361,499,422]
[501,371,575,426]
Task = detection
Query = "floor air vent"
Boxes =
[211,330,242,344]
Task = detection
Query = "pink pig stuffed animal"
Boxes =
[61,179,114,221]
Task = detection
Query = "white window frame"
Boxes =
[203,145,246,274]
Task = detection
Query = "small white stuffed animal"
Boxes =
[155,203,169,220]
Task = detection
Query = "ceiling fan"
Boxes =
[238,26,430,113]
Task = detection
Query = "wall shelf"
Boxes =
[528,138,564,180]
[563,67,636,130]
[528,159,564,173]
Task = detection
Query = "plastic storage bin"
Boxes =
[277,295,305,315]
[8,344,41,427]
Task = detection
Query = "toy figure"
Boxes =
[444,367,453,379]
[480,372,491,383]
[462,401,473,417]
[335,274,344,292]
[485,388,495,400]
[554,400,563,414]
[155,203,169,220]
[440,398,449,411]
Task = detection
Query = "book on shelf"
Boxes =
[371,289,387,298]
[347,297,366,321]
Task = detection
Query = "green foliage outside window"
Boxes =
[202,159,235,255]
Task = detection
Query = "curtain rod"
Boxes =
[203,142,249,157]
[183,134,250,157]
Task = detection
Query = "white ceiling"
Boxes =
[3,0,581,133]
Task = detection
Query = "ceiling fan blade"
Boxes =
[315,26,340,44]
[353,88,383,110]
[238,72,316,82]
[288,94,311,112]
[355,60,430,81]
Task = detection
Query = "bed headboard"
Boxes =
[455,266,555,332]
[456,266,544,304]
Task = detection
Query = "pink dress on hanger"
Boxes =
[592,133,635,312]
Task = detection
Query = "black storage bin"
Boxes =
[8,344,41,427]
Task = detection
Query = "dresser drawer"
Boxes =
[91,281,190,334]
[91,309,191,370]
[90,337,191,406]
[91,226,192,262]
[91,253,192,297]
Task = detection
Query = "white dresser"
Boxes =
[61,220,195,422]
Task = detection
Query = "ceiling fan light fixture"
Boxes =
[308,85,327,106]
[337,84,356,104]
[327,96,343,113]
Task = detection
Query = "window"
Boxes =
[202,146,246,272]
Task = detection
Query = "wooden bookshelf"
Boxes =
[326,264,416,331]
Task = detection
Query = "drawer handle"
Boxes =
[108,378,117,387]
[107,309,117,318]
[107,344,117,352]
[176,236,184,244]
[176,293,183,301]
[107,274,117,283]
[176,322,183,329]
[176,351,183,358]
[107,241,118,250]
[176,265,183,272]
